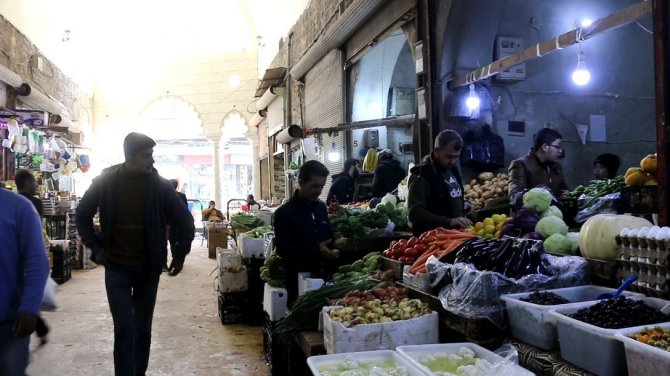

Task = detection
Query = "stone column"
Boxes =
[207,135,222,208]
[246,129,261,199]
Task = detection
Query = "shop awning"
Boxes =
[255,67,287,97]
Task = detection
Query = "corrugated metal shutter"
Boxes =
[303,49,344,201]
[345,0,416,61]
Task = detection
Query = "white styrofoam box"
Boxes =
[263,233,275,259]
[298,272,324,296]
[549,297,670,376]
[402,265,430,293]
[263,283,288,321]
[219,267,248,293]
[615,322,670,376]
[322,307,439,354]
[396,343,534,376]
[501,285,645,350]
[239,234,265,259]
[307,350,425,376]
[249,210,273,226]
[217,248,242,269]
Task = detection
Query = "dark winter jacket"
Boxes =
[76,164,195,272]
[326,172,355,204]
[372,159,405,197]
[407,154,465,236]
[508,152,568,198]
[274,190,333,306]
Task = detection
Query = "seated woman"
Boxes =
[592,153,621,180]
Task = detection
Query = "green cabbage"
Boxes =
[566,232,580,252]
[544,233,571,254]
[541,205,563,219]
[523,188,553,213]
[535,216,569,238]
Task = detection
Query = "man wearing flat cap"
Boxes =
[76,132,195,376]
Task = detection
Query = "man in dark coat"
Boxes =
[407,130,473,236]
[372,150,405,197]
[76,133,195,376]
[326,158,359,204]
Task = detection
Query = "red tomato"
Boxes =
[397,239,408,248]
[389,240,398,248]
[383,249,391,257]
[415,244,428,253]
[407,237,418,247]
[392,248,404,258]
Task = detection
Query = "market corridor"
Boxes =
[27,244,269,376]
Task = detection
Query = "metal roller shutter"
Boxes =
[303,49,344,201]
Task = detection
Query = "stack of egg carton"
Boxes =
[617,226,670,299]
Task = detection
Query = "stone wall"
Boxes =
[0,15,79,115]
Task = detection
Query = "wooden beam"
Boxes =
[448,0,653,89]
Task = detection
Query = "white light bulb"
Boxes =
[328,150,341,162]
[580,19,593,27]
[465,84,480,111]
[571,51,591,86]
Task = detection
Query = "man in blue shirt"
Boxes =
[0,188,50,375]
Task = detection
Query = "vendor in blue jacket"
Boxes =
[274,160,337,307]
[0,188,49,375]
[76,132,195,376]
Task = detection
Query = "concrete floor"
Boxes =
[28,243,270,376]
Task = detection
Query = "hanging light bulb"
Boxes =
[580,18,593,27]
[571,50,591,86]
[465,84,480,111]
[327,139,340,162]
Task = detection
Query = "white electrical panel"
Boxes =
[495,36,526,81]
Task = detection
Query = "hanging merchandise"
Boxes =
[461,124,505,171]
[78,154,91,173]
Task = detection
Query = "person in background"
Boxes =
[371,150,406,197]
[407,130,473,236]
[274,161,336,307]
[508,128,568,202]
[14,169,50,345]
[166,179,189,272]
[592,153,621,180]
[247,194,261,210]
[0,189,49,375]
[202,201,225,221]
[76,132,195,376]
[326,158,359,204]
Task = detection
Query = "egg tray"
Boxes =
[616,236,670,299]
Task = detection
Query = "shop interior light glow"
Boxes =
[465,84,480,111]
[571,50,591,86]
[580,18,593,27]
[327,139,340,162]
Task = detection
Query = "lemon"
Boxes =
[476,229,485,237]
[492,214,505,224]
[474,222,484,231]
[484,225,496,235]
[495,222,503,231]
[483,218,495,227]
[494,230,501,239]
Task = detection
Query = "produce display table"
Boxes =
[508,339,595,376]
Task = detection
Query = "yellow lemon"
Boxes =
[495,222,503,231]
[492,214,503,224]
[476,229,485,237]
[484,225,496,235]
[483,218,495,227]
[494,230,501,239]
[474,222,484,231]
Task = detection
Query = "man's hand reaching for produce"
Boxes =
[319,239,338,260]
[450,217,473,229]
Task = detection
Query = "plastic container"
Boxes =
[218,267,248,293]
[239,234,266,259]
[217,248,241,269]
[218,291,247,325]
[298,272,324,296]
[262,283,288,321]
[307,350,425,376]
[501,285,645,350]
[615,322,670,376]
[549,297,670,376]
[396,343,534,376]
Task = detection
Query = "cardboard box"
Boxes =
[208,228,229,259]
[322,307,439,354]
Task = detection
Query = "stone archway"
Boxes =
[215,109,255,205]
[137,95,204,139]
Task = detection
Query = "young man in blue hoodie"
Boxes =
[0,188,50,375]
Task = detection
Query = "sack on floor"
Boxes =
[41,277,59,312]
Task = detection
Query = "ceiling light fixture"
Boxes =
[327,139,340,162]
[571,49,591,86]
[465,84,480,111]
[580,18,593,27]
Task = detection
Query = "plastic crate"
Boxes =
[501,285,644,350]
[244,258,265,325]
[263,313,288,375]
[307,350,425,376]
[615,322,670,376]
[621,185,659,214]
[218,291,247,325]
[549,297,670,376]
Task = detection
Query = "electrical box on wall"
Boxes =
[363,129,379,148]
[388,87,416,116]
[494,36,526,81]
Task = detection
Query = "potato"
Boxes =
[464,184,471,191]
[471,191,480,199]
[503,186,509,192]
[494,187,503,194]
[481,191,494,200]
[470,179,478,186]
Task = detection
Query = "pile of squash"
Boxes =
[625,154,657,187]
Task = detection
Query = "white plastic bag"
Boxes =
[41,277,59,312]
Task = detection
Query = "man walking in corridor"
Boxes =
[76,132,195,376]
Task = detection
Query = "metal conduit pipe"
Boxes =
[289,0,386,79]
[0,64,23,87]
[18,85,62,115]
